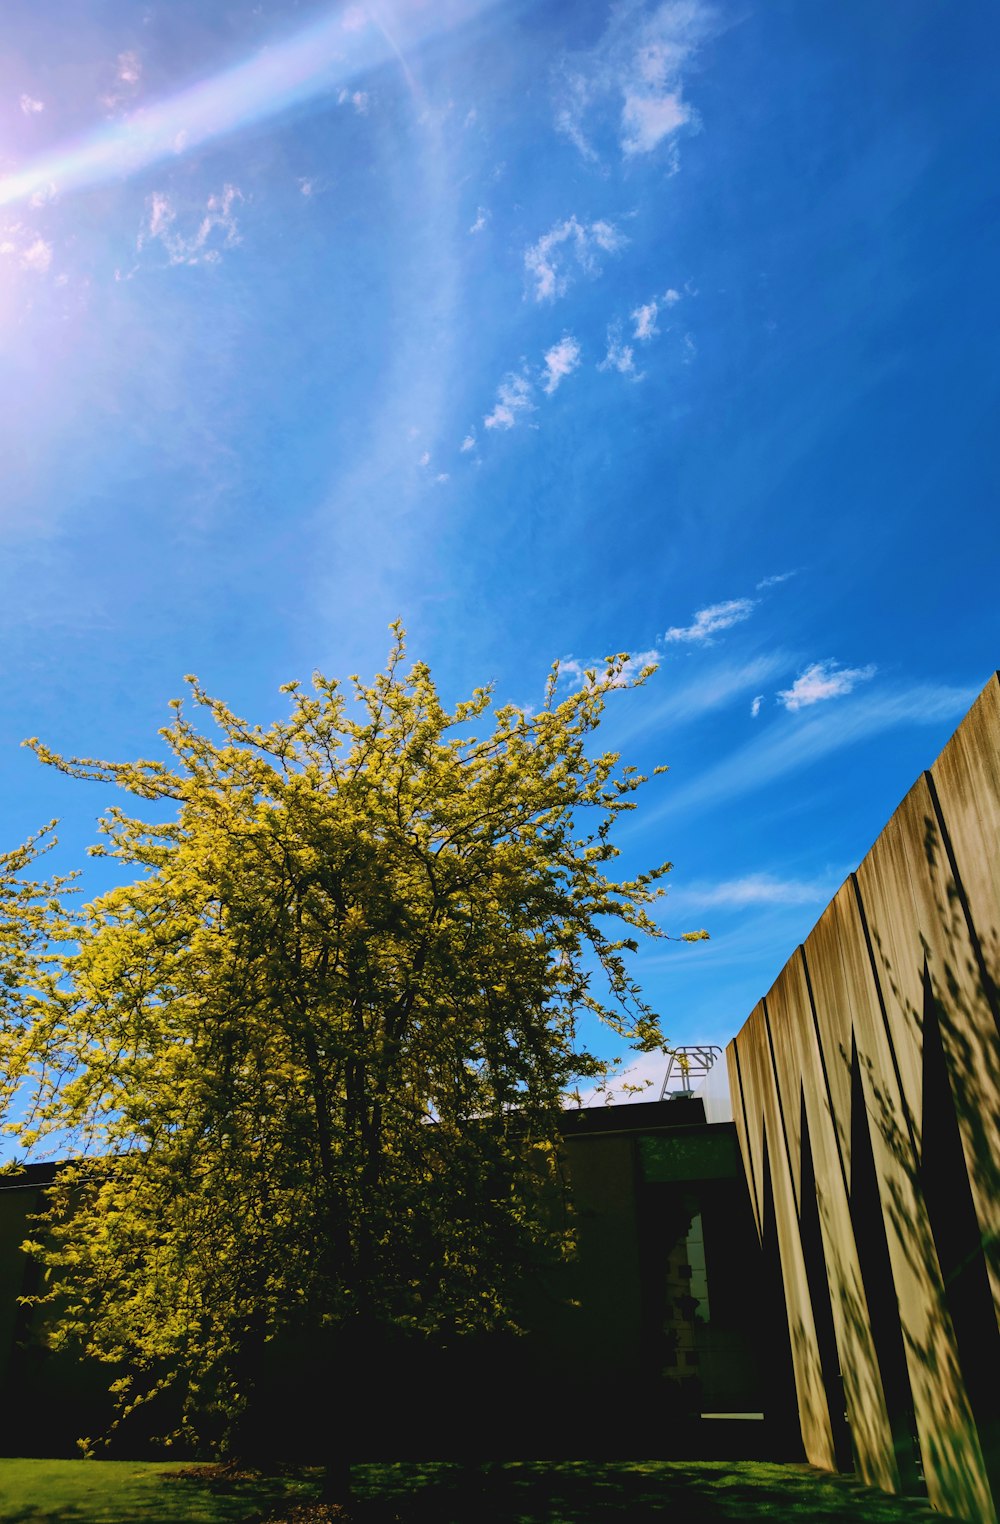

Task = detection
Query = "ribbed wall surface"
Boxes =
[727,673,1000,1524]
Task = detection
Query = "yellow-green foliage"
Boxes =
[0,629,698,1450]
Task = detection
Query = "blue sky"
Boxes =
[1,0,997,1094]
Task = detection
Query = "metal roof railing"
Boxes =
[658,1045,724,1102]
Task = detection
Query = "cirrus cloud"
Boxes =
[671,872,839,909]
[665,598,756,644]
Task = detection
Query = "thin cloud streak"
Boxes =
[665,597,756,643]
[647,681,979,823]
[609,653,789,746]
[667,872,841,910]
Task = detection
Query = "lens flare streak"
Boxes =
[0,0,489,208]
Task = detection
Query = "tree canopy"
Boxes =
[0,629,704,1466]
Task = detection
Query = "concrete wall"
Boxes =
[727,672,1000,1524]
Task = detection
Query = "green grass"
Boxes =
[0,1459,314,1523]
[0,1458,950,1524]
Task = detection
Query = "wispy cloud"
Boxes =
[598,325,638,376]
[468,206,488,234]
[478,332,587,442]
[100,50,143,113]
[750,694,763,718]
[622,89,689,155]
[137,183,244,267]
[541,335,582,394]
[558,649,660,690]
[554,0,716,162]
[484,372,534,431]
[777,659,876,711]
[654,681,979,822]
[664,598,757,644]
[756,570,797,591]
[608,653,790,747]
[670,873,839,910]
[20,236,52,273]
[524,215,625,302]
[460,432,476,453]
[337,87,369,114]
[0,222,54,275]
[116,51,142,86]
[19,94,45,116]
[632,300,659,340]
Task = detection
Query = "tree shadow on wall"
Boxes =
[845,802,1000,1518]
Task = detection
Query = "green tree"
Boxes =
[1,630,704,1496]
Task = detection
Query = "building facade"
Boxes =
[727,673,1000,1523]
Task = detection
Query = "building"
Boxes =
[0,675,997,1522]
[727,672,1000,1523]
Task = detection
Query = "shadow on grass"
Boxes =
[0,1461,956,1524]
[339,1462,949,1524]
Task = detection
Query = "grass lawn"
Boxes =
[0,1459,951,1524]
[0,1458,313,1522]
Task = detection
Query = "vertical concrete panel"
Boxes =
[855,806,927,1152]
[767,951,899,1493]
[860,772,1000,1319]
[762,962,806,1212]
[726,1042,760,1237]
[928,675,1000,1319]
[726,679,1000,1523]
[801,891,857,1181]
[850,846,997,1523]
[733,1006,769,1244]
[735,1003,836,1472]
[931,673,1000,998]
